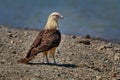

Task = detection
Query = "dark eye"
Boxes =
[55,15,59,17]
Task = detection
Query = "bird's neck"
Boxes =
[44,18,59,30]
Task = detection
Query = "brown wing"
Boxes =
[26,30,44,58]
[26,29,61,58]
[37,29,61,51]
[30,30,44,48]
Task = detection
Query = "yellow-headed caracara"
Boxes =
[17,12,63,64]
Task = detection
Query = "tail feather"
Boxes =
[26,47,38,58]
[17,57,33,64]
[17,48,39,64]
[26,48,33,58]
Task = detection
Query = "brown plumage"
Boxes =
[17,12,63,64]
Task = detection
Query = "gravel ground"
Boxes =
[0,26,120,80]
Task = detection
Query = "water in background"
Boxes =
[0,0,120,43]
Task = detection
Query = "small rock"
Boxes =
[114,53,120,60]
[12,35,17,38]
[56,49,60,54]
[70,53,74,55]
[98,46,105,50]
[7,32,12,37]
[68,58,72,61]
[1,59,5,64]
[0,42,3,46]
[58,67,62,70]
[78,40,90,45]
[10,40,15,44]
[7,32,17,38]
[71,35,76,39]
[34,73,41,78]
[68,46,72,49]
[8,62,12,65]
[106,48,110,51]
[61,59,66,62]
[96,76,101,80]
[12,51,16,54]
[30,77,38,80]
[108,43,112,46]
[112,73,117,77]
[9,46,13,49]
[24,31,29,36]
[84,34,91,39]
[18,40,24,43]
[57,74,61,77]
[74,73,79,77]
[71,42,75,46]
[98,45,112,50]
[25,70,30,73]
[114,47,120,53]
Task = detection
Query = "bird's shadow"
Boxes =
[28,62,78,68]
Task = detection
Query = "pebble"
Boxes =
[114,47,120,53]
[8,62,12,65]
[98,45,112,50]
[7,32,12,37]
[98,46,105,50]
[12,51,17,54]
[108,43,112,47]
[30,77,38,80]
[34,73,41,78]
[70,53,74,55]
[71,42,75,46]
[68,46,72,49]
[77,40,90,45]
[57,73,61,77]
[18,40,24,43]
[84,34,91,39]
[58,67,62,70]
[9,46,13,49]
[10,40,15,44]
[61,59,66,62]
[24,31,29,36]
[1,59,5,64]
[7,32,17,38]
[71,35,76,39]
[114,53,120,60]
[96,76,101,80]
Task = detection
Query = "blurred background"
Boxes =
[0,0,120,43]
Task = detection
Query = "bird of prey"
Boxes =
[17,12,63,64]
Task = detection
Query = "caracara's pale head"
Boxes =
[45,12,63,29]
[49,12,64,20]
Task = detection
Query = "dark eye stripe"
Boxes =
[55,15,59,17]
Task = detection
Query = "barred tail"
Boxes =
[17,47,41,64]
[26,48,33,58]
[17,58,31,64]
[17,48,35,64]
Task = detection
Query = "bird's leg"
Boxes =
[42,53,45,63]
[43,51,49,63]
[49,47,57,64]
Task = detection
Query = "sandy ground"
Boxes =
[0,26,120,80]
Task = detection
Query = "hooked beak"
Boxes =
[59,15,64,19]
